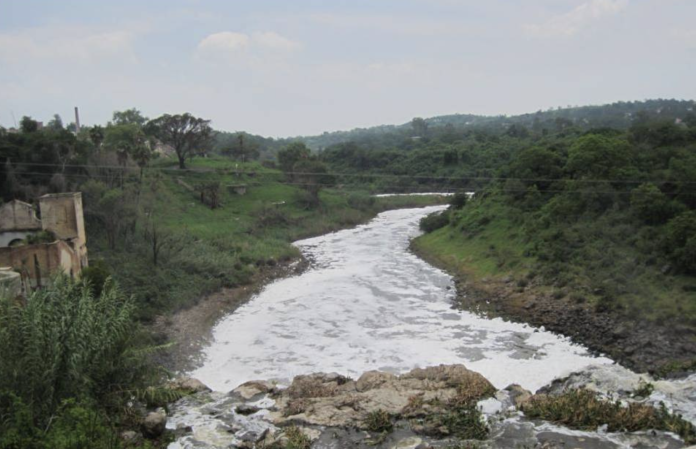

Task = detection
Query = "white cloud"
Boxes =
[197,31,300,58]
[197,31,250,53]
[525,0,630,37]
[252,32,301,51]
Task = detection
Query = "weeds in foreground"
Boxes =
[423,404,489,440]
[631,379,655,398]
[283,426,312,449]
[364,409,394,433]
[522,389,696,444]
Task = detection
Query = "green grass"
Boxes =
[90,158,446,320]
[413,203,531,281]
[413,196,696,329]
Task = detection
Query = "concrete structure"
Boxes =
[0,193,88,293]
[0,200,42,247]
[0,267,22,298]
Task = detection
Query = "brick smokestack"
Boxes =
[74,107,81,133]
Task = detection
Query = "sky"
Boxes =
[0,0,694,137]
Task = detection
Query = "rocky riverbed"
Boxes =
[165,364,695,449]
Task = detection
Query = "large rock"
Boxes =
[230,380,276,401]
[270,364,494,429]
[505,384,533,408]
[167,377,211,394]
[141,408,167,439]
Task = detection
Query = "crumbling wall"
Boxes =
[0,201,41,232]
[0,240,79,289]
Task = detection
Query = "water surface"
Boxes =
[192,206,612,392]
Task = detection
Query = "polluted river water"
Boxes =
[169,205,696,448]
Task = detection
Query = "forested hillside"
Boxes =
[317,99,696,192]
[402,111,696,372]
[293,99,694,151]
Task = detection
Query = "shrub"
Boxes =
[420,211,450,233]
[255,204,293,230]
[0,276,164,443]
[450,192,469,210]
[79,260,111,296]
[364,409,393,433]
[522,389,696,443]
[284,426,312,449]
[347,192,376,211]
[419,405,489,440]
[630,183,677,225]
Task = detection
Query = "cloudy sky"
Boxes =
[0,0,694,136]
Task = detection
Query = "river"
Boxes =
[191,206,611,392]
[169,205,696,448]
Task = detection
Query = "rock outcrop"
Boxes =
[266,364,495,429]
[167,365,692,449]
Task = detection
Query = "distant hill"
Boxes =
[291,99,695,151]
[213,99,695,155]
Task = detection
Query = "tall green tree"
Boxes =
[146,113,213,169]
[111,108,148,127]
[277,142,311,177]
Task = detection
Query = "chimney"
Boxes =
[74,107,81,133]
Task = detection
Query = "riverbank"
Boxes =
[151,257,309,373]
[410,238,696,376]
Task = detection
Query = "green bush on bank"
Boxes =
[0,276,166,448]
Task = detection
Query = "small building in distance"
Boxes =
[0,192,88,293]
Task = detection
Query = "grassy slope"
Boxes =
[412,199,696,327]
[91,156,446,320]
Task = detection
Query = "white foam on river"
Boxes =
[191,206,613,392]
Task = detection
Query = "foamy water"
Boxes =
[191,206,613,392]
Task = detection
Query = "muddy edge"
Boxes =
[150,257,309,374]
[410,243,696,377]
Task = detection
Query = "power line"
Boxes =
[16,170,696,196]
[7,161,696,185]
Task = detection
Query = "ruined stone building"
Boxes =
[0,193,88,294]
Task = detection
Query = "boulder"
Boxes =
[356,371,397,392]
[168,377,211,394]
[505,384,533,408]
[141,408,167,439]
[271,364,494,429]
[230,380,275,401]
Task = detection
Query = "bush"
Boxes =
[79,260,111,296]
[665,212,696,273]
[0,276,164,444]
[449,192,469,210]
[347,192,376,211]
[364,409,393,433]
[522,389,696,443]
[420,211,450,233]
[630,183,680,225]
